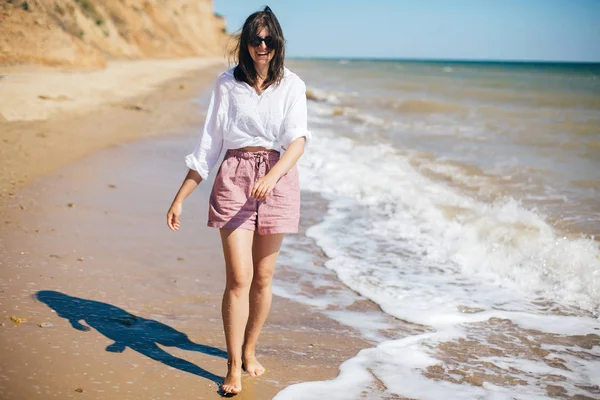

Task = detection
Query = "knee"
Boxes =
[252,271,274,291]
[226,273,252,296]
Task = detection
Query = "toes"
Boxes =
[245,364,265,377]
[221,384,241,396]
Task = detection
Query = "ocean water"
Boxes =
[274,59,600,399]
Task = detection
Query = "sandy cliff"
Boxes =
[0,0,228,67]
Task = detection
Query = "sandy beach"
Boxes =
[0,58,225,199]
[2,56,598,400]
[0,59,371,399]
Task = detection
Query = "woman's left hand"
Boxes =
[251,173,279,201]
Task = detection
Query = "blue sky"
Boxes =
[213,0,600,62]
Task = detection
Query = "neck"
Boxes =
[255,65,269,83]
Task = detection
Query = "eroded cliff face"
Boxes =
[0,0,228,67]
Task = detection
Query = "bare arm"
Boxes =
[251,137,306,201]
[166,169,203,231]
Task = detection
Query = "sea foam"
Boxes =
[274,126,600,399]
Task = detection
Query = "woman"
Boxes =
[166,6,310,395]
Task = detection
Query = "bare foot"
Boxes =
[242,353,265,377]
[221,362,242,395]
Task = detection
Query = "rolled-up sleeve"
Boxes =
[280,79,311,150]
[185,80,226,180]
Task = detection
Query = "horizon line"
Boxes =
[286,56,600,65]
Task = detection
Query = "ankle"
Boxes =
[242,345,256,356]
[227,359,243,370]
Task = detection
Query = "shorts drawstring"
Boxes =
[254,153,268,173]
[225,149,278,178]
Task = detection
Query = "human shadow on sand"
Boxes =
[35,290,226,385]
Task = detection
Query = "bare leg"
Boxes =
[220,228,255,394]
[243,233,284,377]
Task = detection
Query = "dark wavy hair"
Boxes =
[231,6,285,90]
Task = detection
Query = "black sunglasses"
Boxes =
[249,35,274,48]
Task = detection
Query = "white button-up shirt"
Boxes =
[185,67,311,180]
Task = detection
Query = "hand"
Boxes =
[167,201,182,231]
[251,173,279,201]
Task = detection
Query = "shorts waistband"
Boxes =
[225,148,280,161]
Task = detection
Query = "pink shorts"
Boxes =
[208,149,300,235]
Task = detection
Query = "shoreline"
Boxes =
[0,59,372,399]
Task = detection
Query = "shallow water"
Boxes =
[294,59,600,236]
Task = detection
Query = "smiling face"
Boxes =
[247,27,275,73]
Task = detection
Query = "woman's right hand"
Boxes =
[167,169,202,231]
[167,201,183,231]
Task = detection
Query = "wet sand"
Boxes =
[0,62,370,399]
